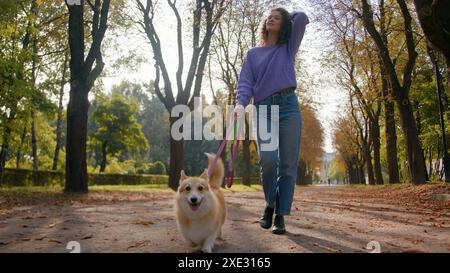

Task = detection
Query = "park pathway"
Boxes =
[0,185,449,253]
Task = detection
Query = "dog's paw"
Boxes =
[201,245,213,253]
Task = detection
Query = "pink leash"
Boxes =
[207,112,240,188]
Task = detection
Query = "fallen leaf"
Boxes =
[48,239,62,244]
[81,235,93,240]
[132,221,155,226]
[127,240,151,251]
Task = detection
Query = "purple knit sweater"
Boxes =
[236,11,310,107]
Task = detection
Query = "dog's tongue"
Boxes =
[189,203,200,211]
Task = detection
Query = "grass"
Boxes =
[222,184,263,192]
[90,184,173,192]
[0,183,263,196]
[347,181,448,189]
[0,185,62,197]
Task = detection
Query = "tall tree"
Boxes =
[90,93,149,172]
[358,0,427,184]
[136,0,227,190]
[297,102,324,185]
[333,112,366,184]
[413,0,450,92]
[65,0,111,192]
[379,0,400,183]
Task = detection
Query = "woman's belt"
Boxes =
[273,87,295,95]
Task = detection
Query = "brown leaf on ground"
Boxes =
[132,221,155,226]
[48,239,62,244]
[127,240,151,251]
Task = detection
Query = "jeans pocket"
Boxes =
[284,93,300,111]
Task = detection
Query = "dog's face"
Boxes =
[176,169,212,217]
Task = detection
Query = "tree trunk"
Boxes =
[297,160,307,185]
[0,111,15,172]
[414,101,430,181]
[65,0,110,192]
[65,82,90,193]
[16,125,27,169]
[52,51,68,171]
[0,133,11,172]
[31,111,38,171]
[428,147,433,177]
[359,164,366,184]
[447,60,450,95]
[31,9,38,173]
[396,97,428,184]
[363,143,375,185]
[371,118,384,185]
[31,111,39,185]
[99,141,107,173]
[168,116,184,190]
[379,2,400,184]
[347,158,362,184]
[384,92,400,184]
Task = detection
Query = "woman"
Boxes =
[235,7,309,234]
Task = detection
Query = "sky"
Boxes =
[100,0,346,153]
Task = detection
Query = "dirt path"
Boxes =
[0,185,449,253]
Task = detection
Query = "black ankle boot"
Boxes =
[259,206,274,229]
[272,215,286,234]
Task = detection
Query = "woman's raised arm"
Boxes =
[289,11,310,57]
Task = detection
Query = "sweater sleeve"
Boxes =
[236,51,255,107]
[289,11,310,57]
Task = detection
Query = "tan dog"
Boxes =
[175,152,226,253]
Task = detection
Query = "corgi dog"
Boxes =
[175,152,226,253]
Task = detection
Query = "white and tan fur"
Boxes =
[174,152,226,253]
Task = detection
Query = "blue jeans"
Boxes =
[253,88,302,215]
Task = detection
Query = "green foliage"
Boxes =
[147,161,166,175]
[89,93,149,170]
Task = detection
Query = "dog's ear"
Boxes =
[199,168,209,180]
[180,170,188,181]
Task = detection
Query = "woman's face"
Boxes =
[266,10,283,33]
